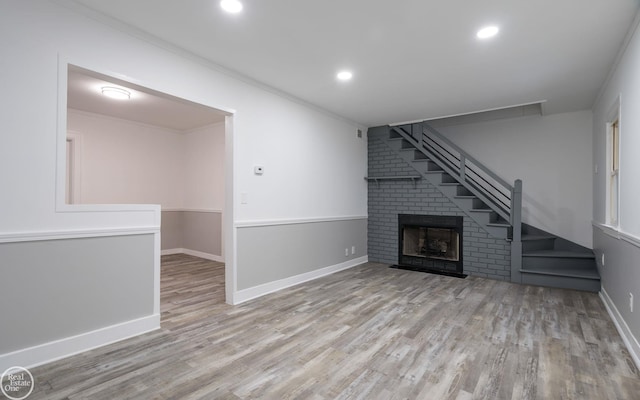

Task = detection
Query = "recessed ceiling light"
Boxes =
[220,0,243,13]
[101,86,130,100]
[337,70,353,81]
[477,26,499,39]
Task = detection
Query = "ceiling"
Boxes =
[68,66,227,131]
[70,0,639,127]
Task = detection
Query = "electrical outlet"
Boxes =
[630,293,634,313]
[345,248,349,257]
[351,246,356,255]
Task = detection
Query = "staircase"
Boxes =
[520,225,600,292]
[373,122,599,292]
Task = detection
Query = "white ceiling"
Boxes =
[71,0,639,127]
[68,66,227,131]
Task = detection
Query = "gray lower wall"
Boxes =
[236,218,367,290]
[161,210,222,257]
[183,211,222,256]
[593,227,640,345]
[367,134,511,281]
[0,234,155,354]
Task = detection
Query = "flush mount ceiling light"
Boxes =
[220,0,243,13]
[476,25,499,39]
[101,86,130,100]
[336,70,353,81]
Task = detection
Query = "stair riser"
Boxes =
[523,257,596,271]
[441,174,457,184]
[469,211,497,225]
[521,273,600,292]
[401,140,415,150]
[426,161,443,172]
[454,197,476,210]
[484,225,510,239]
[413,150,428,160]
[473,198,489,209]
[437,184,459,197]
[385,138,406,152]
[522,238,556,252]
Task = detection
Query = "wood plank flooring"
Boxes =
[29,254,640,399]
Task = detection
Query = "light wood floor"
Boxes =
[30,254,640,399]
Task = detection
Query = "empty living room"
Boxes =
[1,0,640,399]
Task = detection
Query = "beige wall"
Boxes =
[161,210,222,258]
[68,111,225,258]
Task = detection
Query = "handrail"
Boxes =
[392,122,521,232]
[421,123,513,191]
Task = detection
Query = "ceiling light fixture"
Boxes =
[476,25,499,39]
[220,0,243,13]
[101,86,131,100]
[337,70,353,81]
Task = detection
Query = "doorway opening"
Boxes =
[65,64,232,314]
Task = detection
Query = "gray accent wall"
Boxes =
[591,13,640,363]
[161,210,222,257]
[367,133,511,281]
[0,234,155,354]
[593,228,640,347]
[236,219,367,290]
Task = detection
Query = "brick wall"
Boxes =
[367,134,511,281]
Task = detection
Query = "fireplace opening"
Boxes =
[402,226,460,262]
[396,214,466,277]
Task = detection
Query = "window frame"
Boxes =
[605,100,621,228]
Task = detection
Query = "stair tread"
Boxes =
[523,249,595,259]
[439,183,460,186]
[454,195,477,199]
[520,265,600,280]
[470,208,493,213]
[487,222,510,227]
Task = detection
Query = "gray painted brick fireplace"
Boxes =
[367,132,511,281]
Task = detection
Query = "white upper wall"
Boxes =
[593,16,640,237]
[0,1,367,233]
[439,110,593,248]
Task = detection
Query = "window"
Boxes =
[607,118,620,226]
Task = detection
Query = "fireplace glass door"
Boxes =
[402,226,460,262]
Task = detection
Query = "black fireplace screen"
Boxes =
[402,226,460,262]
[397,214,464,275]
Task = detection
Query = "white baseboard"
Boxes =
[161,248,224,262]
[161,248,182,256]
[233,256,368,305]
[0,314,160,371]
[600,288,640,370]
